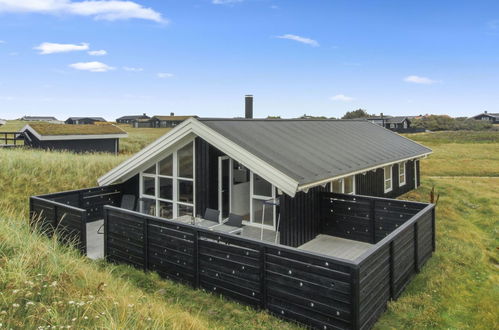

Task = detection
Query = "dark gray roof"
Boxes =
[367,116,409,123]
[22,116,58,121]
[199,119,431,186]
[472,113,499,119]
[117,115,150,120]
[66,117,106,121]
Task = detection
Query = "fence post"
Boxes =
[431,207,436,252]
[351,265,360,329]
[370,199,376,243]
[103,207,108,261]
[389,241,395,299]
[80,209,87,255]
[143,216,149,271]
[193,230,200,288]
[414,221,420,272]
[53,204,58,238]
[260,246,267,310]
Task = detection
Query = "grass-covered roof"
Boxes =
[28,123,127,136]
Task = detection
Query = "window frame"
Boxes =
[330,175,355,195]
[384,165,393,193]
[138,140,195,219]
[398,162,406,187]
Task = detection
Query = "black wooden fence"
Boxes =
[103,193,435,330]
[0,131,24,146]
[30,185,123,253]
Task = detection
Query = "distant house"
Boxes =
[132,113,197,128]
[470,111,499,124]
[0,119,6,126]
[65,117,107,125]
[116,114,150,124]
[20,123,127,154]
[366,114,414,132]
[21,116,59,122]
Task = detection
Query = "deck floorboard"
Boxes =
[298,234,372,260]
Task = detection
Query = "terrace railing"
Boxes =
[103,194,435,330]
[30,185,123,254]
[0,131,24,147]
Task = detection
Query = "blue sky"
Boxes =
[0,0,498,120]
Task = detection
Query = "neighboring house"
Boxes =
[116,113,150,124]
[65,117,107,125]
[20,123,127,154]
[367,114,412,130]
[470,111,499,124]
[21,116,59,122]
[133,113,197,128]
[0,119,6,126]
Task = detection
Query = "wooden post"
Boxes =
[370,199,376,243]
[260,246,267,310]
[351,266,360,329]
[389,241,395,299]
[143,216,149,271]
[414,221,420,272]
[103,207,108,261]
[431,207,436,252]
[80,209,87,255]
[193,230,200,288]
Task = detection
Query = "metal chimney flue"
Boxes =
[245,95,253,119]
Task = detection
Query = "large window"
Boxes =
[399,162,406,186]
[139,141,194,219]
[330,175,355,194]
[250,173,275,227]
[384,165,393,193]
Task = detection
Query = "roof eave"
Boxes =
[296,151,432,192]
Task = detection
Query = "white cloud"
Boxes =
[34,42,89,54]
[123,66,143,72]
[88,49,107,56]
[276,34,319,47]
[69,61,114,72]
[403,75,438,85]
[157,72,173,78]
[330,94,354,102]
[0,0,165,23]
[212,0,243,4]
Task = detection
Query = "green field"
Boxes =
[0,126,498,329]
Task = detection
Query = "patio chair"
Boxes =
[203,208,220,222]
[120,194,136,211]
[224,213,243,228]
[98,194,136,234]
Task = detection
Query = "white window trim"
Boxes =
[384,165,393,193]
[139,140,195,219]
[330,175,356,195]
[399,162,406,187]
[248,172,276,230]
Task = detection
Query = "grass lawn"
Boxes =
[0,128,498,329]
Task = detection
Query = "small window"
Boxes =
[331,179,343,193]
[399,162,406,186]
[253,174,272,197]
[344,176,355,194]
[384,165,393,193]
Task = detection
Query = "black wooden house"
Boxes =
[116,113,150,124]
[21,123,127,154]
[65,117,107,125]
[470,111,499,124]
[31,116,435,329]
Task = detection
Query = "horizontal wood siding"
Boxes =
[279,186,327,247]
[356,205,435,329]
[103,205,357,329]
[355,160,417,199]
[24,131,120,154]
[30,197,87,253]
